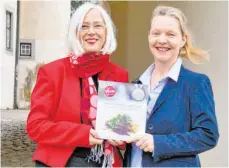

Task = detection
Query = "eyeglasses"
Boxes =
[80,23,106,32]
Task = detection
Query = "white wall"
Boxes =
[126,1,228,167]
[19,0,70,61]
[17,1,70,108]
[0,0,17,109]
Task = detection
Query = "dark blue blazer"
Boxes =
[124,65,219,167]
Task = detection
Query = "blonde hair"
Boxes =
[67,2,117,57]
[152,5,209,64]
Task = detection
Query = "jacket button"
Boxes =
[148,124,154,130]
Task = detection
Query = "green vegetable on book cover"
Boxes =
[105,114,139,135]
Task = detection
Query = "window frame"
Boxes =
[19,39,35,60]
[20,43,32,57]
[6,10,13,51]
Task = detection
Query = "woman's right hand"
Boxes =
[89,129,103,146]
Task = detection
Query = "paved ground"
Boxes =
[1,110,125,167]
[1,110,36,167]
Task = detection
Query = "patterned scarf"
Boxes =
[69,52,114,167]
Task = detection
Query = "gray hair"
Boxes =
[67,2,117,57]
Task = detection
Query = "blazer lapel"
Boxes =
[132,77,142,84]
[150,79,178,115]
[148,65,185,118]
[58,65,81,121]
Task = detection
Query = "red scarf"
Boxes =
[69,52,115,167]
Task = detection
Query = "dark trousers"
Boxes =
[35,155,102,167]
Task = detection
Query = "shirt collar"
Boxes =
[139,63,154,85]
[166,57,182,82]
[139,57,182,84]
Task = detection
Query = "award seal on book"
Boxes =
[104,86,116,97]
[131,87,145,101]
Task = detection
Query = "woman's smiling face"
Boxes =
[148,15,186,63]
[78,8,107,53]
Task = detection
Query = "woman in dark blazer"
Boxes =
[26,2,127,167]
[124,5,219,167]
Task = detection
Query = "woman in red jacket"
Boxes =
[26,2,128,167]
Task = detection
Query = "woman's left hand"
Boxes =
[126,133,154,153]
[107,139,124,146]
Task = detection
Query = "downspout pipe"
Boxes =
[13,0,20,109]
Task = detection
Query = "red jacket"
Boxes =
[26,57,129,167]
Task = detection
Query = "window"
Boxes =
[19,39,35,60]
[20,43,31,57]
[6,10,12,51]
